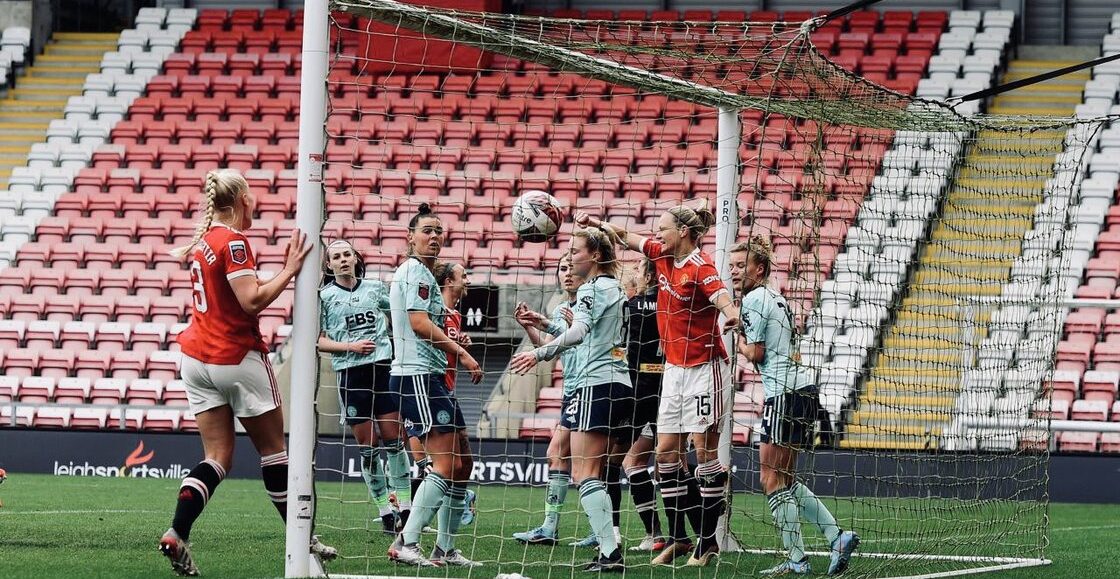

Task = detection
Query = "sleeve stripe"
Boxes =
[707,288,729,304]
[227,269,257,281]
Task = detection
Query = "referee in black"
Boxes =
[620,259,671,552]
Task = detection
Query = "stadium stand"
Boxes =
[1031,14,1120,453]
[0,12,199,431]
[515,8,950,442]
[839,11,1114,451]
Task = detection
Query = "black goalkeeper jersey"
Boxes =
[625,288,663,384]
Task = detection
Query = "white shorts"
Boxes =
[181,351,282,418]
[657,360,733,434]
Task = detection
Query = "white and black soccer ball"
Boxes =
[510,190,563,243]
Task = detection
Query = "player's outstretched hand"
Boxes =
[515,302,548,329]
[458,333,473,347]
[350,340,376,355]
[560,307,574,327]
[283,229,313,274]
[461,352,483,384]
[513,302,532,326]
[509,351,539,374]
[722,315,741,334]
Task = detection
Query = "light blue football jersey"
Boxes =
[545,301,580,396]
[319,278,392,371]
[740,286,813,399]
[568,276,633,390]
[389,257,447,376]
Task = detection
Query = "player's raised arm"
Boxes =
[573,210,649,252]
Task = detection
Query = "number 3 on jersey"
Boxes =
[189,259,209,313]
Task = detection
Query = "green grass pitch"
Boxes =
[1,473,1118,578]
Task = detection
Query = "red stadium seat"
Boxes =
[33,406,70,429]
[107,408,144,431]
[127,379,164,406]
[89,378,127,404]
[1071,400,1109,421]
[38,350,74,380]
[17,376,54,403]
[8,294,45,322]
[1058,431,1099,453]
[148,351,181,383]
[519,417,558,440]
[75,350,112,380]
[71,407,108,430]
[111,350,148,380]
[163,380,189,406]
[54,377,91,404]
[44,294,80,322]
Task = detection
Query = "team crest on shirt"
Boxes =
[418,283,430,300]
[679,273,691,285]
[229,240,248,265]
[436,410,451,424]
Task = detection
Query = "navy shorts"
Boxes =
[336,360,396,426]
[390,373,465,439]
[562,382,635,437]
[760,386,821,449]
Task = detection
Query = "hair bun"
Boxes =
[417,202,433,215]
[750,235,773,256]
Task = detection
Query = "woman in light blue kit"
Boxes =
[736,236,859,577]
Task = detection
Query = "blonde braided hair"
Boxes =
[169,170,249,259]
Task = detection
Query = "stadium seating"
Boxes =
[4,7,1042,446]
[1035,12,1120,450]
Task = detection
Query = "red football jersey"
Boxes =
[642,240,729,367]
[177,225,269,365]
[444,308,462,390]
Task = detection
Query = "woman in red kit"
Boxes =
[576,202,739,567]
[157,169,334,576]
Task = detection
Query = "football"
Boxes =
[510,190,563,243]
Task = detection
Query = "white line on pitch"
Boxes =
[1050,523,1120,532]
[0,509,163,516]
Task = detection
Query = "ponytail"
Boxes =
[574,227,621,278]
[668,198,716,243]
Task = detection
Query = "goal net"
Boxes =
[291,1,1103,577]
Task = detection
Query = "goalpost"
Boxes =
[286,1,1104,576]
